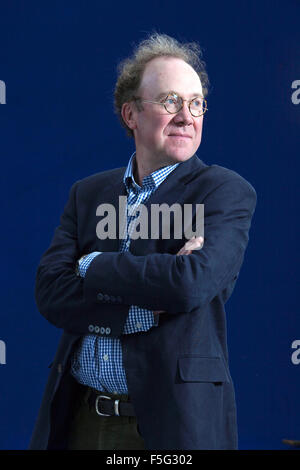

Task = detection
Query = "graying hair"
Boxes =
[114,33,209,137]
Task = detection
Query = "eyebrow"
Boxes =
[155,91,204,100]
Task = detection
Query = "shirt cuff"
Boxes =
[123,306,158,334]
[78,252,102,278]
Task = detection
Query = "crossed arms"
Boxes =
[76,235,204,319]
[35,173,256,336]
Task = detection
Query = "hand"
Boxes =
[176,236,204,256]
[153,236,204,315]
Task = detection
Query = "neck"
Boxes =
[133,158,153,186]
[133,152,176,186]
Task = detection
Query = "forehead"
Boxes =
[139,56,203,98]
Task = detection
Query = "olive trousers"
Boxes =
[68,386,146,450]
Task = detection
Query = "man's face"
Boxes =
[128,56,204,167]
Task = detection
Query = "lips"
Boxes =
[168,134,192,138]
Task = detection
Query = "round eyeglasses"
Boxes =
[134,92,208,117]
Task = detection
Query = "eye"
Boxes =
[164,92,179,101]
[162,93,181,113]
[164,96,177,105]
[192,98,202,107]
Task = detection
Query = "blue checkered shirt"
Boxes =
[70,153,180,393]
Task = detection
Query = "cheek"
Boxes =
[195,119,203,142]
[160,117,178,137]
[150,117,172,144]
[142,114,167,139]
[156,115,171,131]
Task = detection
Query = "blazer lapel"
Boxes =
[129,154,207,254]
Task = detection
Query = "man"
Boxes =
[30,33,256,450]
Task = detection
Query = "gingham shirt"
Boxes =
[70,153,180,393]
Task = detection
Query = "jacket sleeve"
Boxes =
[34,181,130,337]
[83,176,257,314]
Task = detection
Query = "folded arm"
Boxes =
[83,177,257,314]
[34,181,131,337]
[35,175,256,337]
[77,251,159,334]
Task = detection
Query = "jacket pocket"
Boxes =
[178,355,230,383]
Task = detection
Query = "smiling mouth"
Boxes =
[168,134,192,138]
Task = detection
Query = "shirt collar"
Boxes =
[123,152,180,193]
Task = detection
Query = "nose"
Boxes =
[173,101,193,126]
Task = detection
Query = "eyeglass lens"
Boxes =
[164,94,206,116]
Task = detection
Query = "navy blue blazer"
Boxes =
[30,154,256,450]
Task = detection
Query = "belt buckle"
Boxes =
[95,394,120,417]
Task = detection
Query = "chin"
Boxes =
[165,149,195,163]
[164,141,199,162]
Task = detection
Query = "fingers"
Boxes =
[176,236,204,255]
[184,236,204,251]
[176,249,192,256]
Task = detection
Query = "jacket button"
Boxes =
[110,295,116,302]
[97,293,104,301]
[94,326,100,333]
[100,327,105,334]
[103,294,110,302]
[116,296,122,303]
[105,327,111,335]
[88,324,94,332]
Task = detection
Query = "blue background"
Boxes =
[0,0,299,450]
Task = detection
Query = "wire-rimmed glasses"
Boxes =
[133,91,208,117]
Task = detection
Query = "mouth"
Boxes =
[168,134,192,139]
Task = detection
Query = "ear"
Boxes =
[121,102,138,131]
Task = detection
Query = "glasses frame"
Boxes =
[133,92,208,117]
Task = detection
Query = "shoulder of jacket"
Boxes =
[71,166,126,190]
[201,162,256,194]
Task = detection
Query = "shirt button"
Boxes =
[103,354,109,361]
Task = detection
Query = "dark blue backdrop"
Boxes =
[0,0,299,450]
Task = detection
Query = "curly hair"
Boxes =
[114,32,209,137]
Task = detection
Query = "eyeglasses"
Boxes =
[133,92,208,117]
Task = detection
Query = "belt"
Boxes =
[87,389,136,417]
